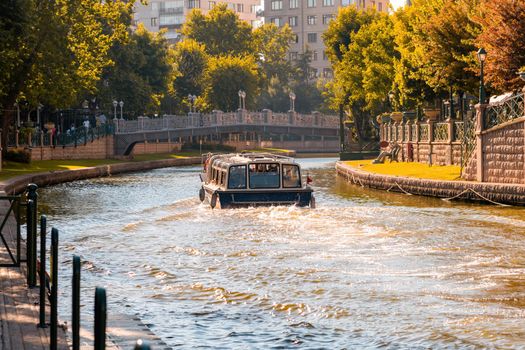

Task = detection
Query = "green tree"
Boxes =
[0,0,131,150]
[290,50,323,113]
[97,24,171,116]
[168,39,208,113]
[476,0,525,92]
[181,4,254,56]
[253,23,295,111]
[203,55,259,111]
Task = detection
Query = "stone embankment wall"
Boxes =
[29,136,114,161]
[336,162,525,205]
[222,139,339,153]
[463,112,525,184]
[131,141,182,155]
[1,157,201,195]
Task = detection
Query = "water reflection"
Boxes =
[39,158,525,349]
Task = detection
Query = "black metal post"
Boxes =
[338,103,344,156]
[72,255,81,350]
[50,228,58,350]
[38,215,47,328]
[16,198,21,266]
[134,340,152,350]
[26,199,36,287]
[94,287,107,350]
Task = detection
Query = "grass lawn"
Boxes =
[344,159,461,181]
[0,152,203,181]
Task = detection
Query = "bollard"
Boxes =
[26,199,36,287]
[50,228,58,350]
[38,215,47,328]
[134,339,152,350]
[72,255,81,350]
[95,287,107,350]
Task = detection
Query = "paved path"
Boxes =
[0,195,68,350]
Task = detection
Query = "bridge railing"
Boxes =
[115,111,339,134]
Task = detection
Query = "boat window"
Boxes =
[282,164,301,188]
[248,163,280,189]
[228,165,247,189]
[220,170,226,187]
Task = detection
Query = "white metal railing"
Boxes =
[115,112,339,134]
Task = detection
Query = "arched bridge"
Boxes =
[114,111,340,155]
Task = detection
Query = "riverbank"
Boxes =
[0,157,202,195]
[336,161,525,205]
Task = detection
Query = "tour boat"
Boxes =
[198,153,315,209]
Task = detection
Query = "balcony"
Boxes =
[159,7,184,15]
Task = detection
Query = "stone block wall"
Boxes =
[131,141,182,155]
[29,136,114,161]
[481,120,524,184]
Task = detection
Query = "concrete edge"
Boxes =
[0,157,202,195]
[335,161,525,205]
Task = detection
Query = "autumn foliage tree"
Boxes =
[476,0,525,92]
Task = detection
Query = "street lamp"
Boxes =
[119,101,124,120]
[289,92,296,112]
[14,102,20,128]
[188,94,197,113]
[477,48,487,104]
[238,90,246,110]
[112,100,118,119]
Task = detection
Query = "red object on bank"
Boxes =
[307,175,313,184]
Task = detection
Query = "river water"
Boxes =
[38,158,525,349]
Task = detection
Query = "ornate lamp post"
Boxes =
[477,48,487,105]
[119,101,124,120]
[112,100,118,119]
[289,92,296,112]
[188,94,197,113]
[238,90,246,110]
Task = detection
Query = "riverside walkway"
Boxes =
[0,195,68,350]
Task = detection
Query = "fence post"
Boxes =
[95,287,107,350]
[38,215,47,328]
[50,228,59,350]
[26,199,36,287]
[72,255,81,350]
[15,198,21,266]
[134,340,152,350]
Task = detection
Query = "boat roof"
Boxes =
[209,153,297,167]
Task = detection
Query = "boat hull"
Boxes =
[204,187,313,208]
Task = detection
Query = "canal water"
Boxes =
[38,158,525,349]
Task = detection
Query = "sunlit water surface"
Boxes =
[38,158,525,349]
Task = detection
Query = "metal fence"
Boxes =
[484,92,525,130]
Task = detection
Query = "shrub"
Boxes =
[5,148,32,163]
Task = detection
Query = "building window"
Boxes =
[151,17,157,26]
[293,34,299,43]
[289,0,298,8]
[209,1,216,8]
[312,50,318,61]
[152,2,158,11]
[307,0,316,7]
[323,68,333,78]
[323,51,328,60]
[378,2,382,11]
[289,16,297,26]
[237,3,244,12]
[309,68,318,79]
[271,0,283,10]
[323,0,334,6]
[307,33,317,43]
[251,4,258,12]
[322,14,334,24]
[289,52,298,60]
[307,15,317,25]
[271,17,282,26]
[188,0,200,8]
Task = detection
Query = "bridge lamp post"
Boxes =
[289,92,296,112]
[188,94,197,113]
[238,90,246,110]
[14,102,20,128]
[112,100,118,133]
[477,48,487,105]
[119,101,124,120]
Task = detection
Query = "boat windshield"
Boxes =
[228,165,247,189]
[282,164,301,188]
[249,163,280,189]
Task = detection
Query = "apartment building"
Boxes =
[133,0,262,43]
[264,0,389,79]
